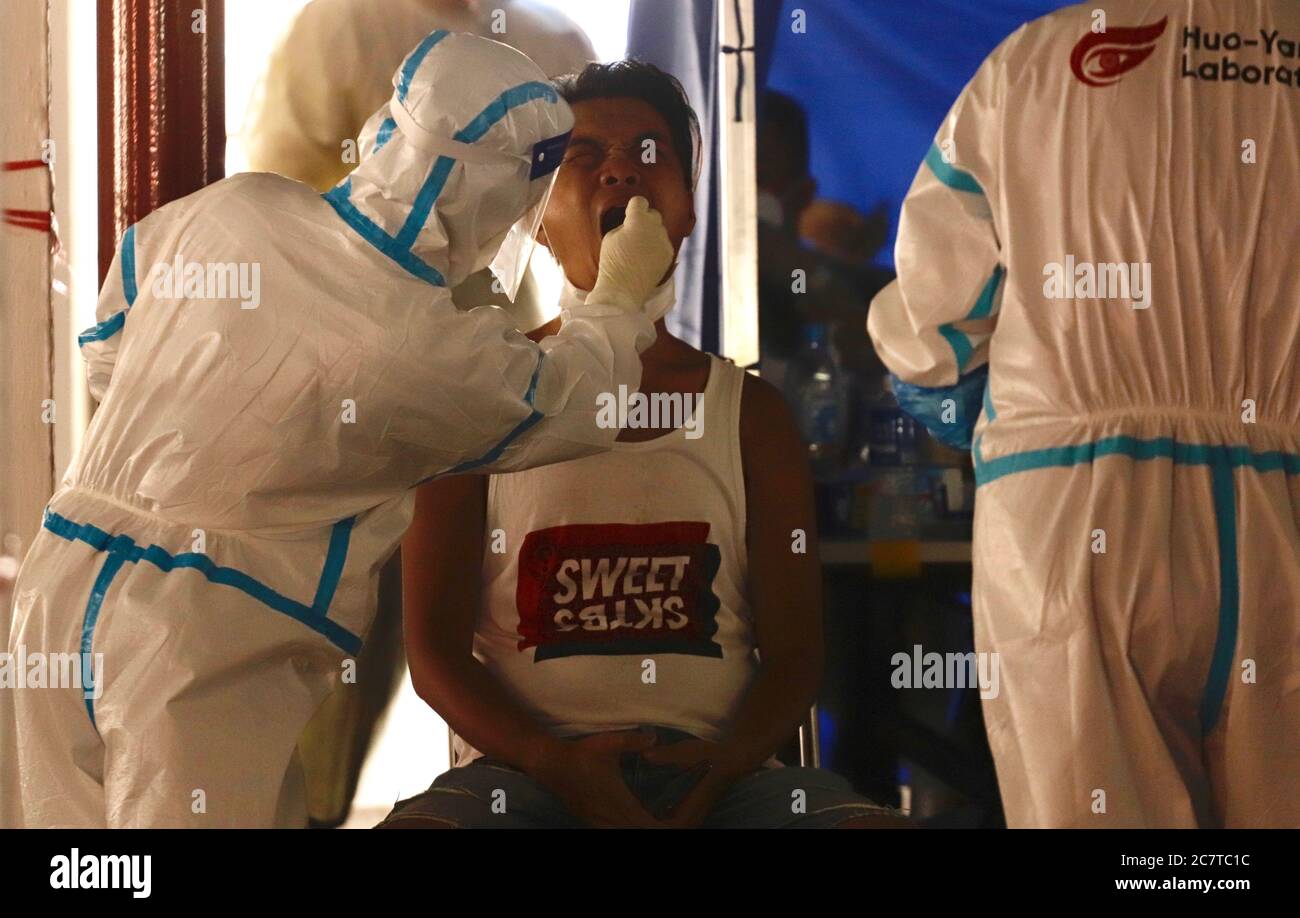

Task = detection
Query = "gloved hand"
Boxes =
[587,196,674,315]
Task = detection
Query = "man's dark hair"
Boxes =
[760,90,809,178]
[553,61,701,193]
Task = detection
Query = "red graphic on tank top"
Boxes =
[515,522,723,661]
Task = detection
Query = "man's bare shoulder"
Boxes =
[740,371,798,437]
[412,473,488,532]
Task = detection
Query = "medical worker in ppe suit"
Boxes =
[869,0,1299,828]
[0,32,673,828]
[239,0,596,827]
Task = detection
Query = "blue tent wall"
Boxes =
[765,0,1080,268]
[625,0,1084,342]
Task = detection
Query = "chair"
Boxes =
[796,703,821,768]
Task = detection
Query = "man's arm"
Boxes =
[400,474,552,772]
[402,473,661,827]
[723,373,825,770]
[640,373,824,822]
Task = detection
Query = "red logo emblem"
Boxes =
[1070,17,1168,87]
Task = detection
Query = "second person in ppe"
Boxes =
[868,0,1300,827]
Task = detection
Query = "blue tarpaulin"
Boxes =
[765,0,1080,268]
[625,0,1081,342]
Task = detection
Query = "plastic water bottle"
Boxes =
[863,376,920,467]
[866,378,922,578]
[793,323,849,479]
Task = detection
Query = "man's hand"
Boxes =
[531,729,664,828]
[639,739,747,828]
[587,196,674,314]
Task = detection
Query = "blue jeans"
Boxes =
[375,728,900,828]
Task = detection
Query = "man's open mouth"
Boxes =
[599,205,627,237]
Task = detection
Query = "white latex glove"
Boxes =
[587,196,674,314]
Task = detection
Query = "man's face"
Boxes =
[539,97,696,291]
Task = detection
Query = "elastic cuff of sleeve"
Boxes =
[890,365,989,451]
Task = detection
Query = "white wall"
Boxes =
[0,0,56,555]
[49,0,99,476]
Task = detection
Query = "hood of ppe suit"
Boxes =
[325,30,574,289]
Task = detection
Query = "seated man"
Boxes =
[380,61,906,829]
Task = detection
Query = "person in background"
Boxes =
[755,91,888,398]
[240,0,595,827]
[379,61,911,829]
[755,90,816,392]
[796,198,893,391]
[244,0,595,193]
[798,199,887,268]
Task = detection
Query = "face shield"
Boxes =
[487,129,571,302]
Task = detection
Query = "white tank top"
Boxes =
[455,355,756,764]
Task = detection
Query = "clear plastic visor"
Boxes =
[489,129,570,302]
[488,174,556,303]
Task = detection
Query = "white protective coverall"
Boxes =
[238,1,595,826]
[868,0,1300,827]
[1,32,662,828]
